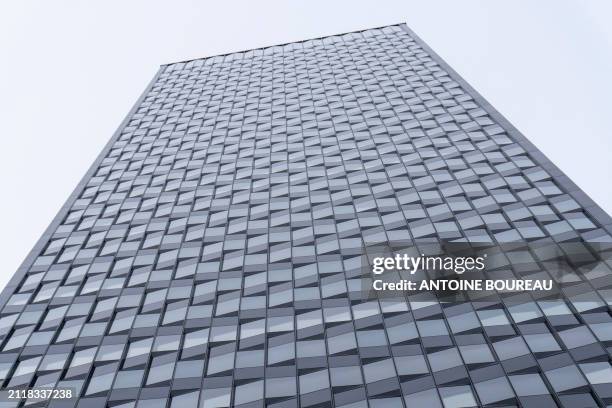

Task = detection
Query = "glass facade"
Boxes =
[1,24,611,407]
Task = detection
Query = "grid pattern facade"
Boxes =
[1,24,612,408]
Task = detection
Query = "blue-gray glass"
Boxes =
[0,24,611,407]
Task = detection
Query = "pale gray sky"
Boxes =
[1,0,611,291]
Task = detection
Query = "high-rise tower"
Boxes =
[1,24,611,407]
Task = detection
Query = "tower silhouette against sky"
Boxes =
[1,24,611,408]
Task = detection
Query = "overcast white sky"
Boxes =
[1,0,611,291]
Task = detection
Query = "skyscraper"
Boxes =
[1,23,611,407]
